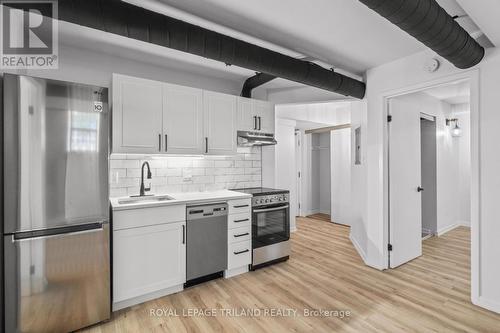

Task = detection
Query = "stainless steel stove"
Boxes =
[231,187,290,269]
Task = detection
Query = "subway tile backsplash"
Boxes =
[109,147,262,197]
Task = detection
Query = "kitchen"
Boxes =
[2,71,291,332]
[3,0,500,332]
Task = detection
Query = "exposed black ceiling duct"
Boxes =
[241,73,276,98]
[56,0,366,99]
[358,0,485,69]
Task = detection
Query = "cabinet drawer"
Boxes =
[229,225,251,244]
[228,213,251,229]
[228,240,251,269]
[113,205,186,231]
[228,199,251,215]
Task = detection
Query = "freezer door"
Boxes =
[3,74,109,234]
[4,223,110,333]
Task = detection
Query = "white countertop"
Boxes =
[110,190,251,211]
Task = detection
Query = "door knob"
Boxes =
[417,186,424,192]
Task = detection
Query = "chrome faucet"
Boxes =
[139,161,152,196]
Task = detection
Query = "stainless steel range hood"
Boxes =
[237,131,277,147]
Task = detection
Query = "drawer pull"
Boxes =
[233,204,249,208]
[234,249,249,255]
[234,218,249,223]
[234,232,249,238]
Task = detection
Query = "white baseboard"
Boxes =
[438,221,471,236]
[349,232,367,263]
[308,208,320,215]
[475,296,500,314]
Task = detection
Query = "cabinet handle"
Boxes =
[165,134,168,152]
[258,117,262,130]
[234,249,249,255]
[233,204,249,208]
[182,225,185,244]
[158,134,161,151]
[205,137,208,154]
[234,233,249,238]
[253,116,257,130]
[234,218,249,223]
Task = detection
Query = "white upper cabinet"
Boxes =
[112,74,241,155]
[112,74,163,154]
[203,91,237,155]
[238,97,257,131]
[163,83,203,155]
[237,97,275,133]
[254,99,275,133]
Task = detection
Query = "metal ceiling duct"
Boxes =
[358,0,485,69]
[57,0,366,99]
[241,73,276,98]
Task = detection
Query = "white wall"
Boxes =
[356,47,500,313]
[350,101,368,260]
[272,119,298,231]
[276,101,351,125]
[0,44,242,95]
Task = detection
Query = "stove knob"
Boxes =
[278,197,283,201]
[265,199,270,203]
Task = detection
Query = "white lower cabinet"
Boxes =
[113,209,186,311]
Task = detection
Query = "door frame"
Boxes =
[295,129,303,216]
[382,70,480,303]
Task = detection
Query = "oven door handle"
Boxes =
[253,205,289,213]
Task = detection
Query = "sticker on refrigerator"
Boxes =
[93,101,103,112]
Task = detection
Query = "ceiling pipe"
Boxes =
[57,0,366,99]
[358,0,485,69]
[241,73,276,98]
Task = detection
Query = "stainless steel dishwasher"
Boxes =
[186,203,228,287]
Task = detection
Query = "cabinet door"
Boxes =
[113,222,186,303]
[203,91,237,155]
[163,84,203,154]
[237,97,257,131]
[112,74,163,154]
[254,100,275,133]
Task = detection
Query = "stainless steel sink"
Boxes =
[117,195,175,205]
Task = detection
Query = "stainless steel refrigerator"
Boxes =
[2,74,110,333]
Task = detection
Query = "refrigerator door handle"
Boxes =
[12,222,106,241]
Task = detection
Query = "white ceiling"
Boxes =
[61,0,494,103]
[155,0,489,76]
[156,0,423,75]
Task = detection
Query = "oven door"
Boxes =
[252,204,290,248]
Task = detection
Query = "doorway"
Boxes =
[420,115,437,239]
[309,132,331,220]
[387,80,471,268]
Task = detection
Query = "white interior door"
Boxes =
[389,98,422,268]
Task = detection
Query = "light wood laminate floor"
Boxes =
[82,217,500,333]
